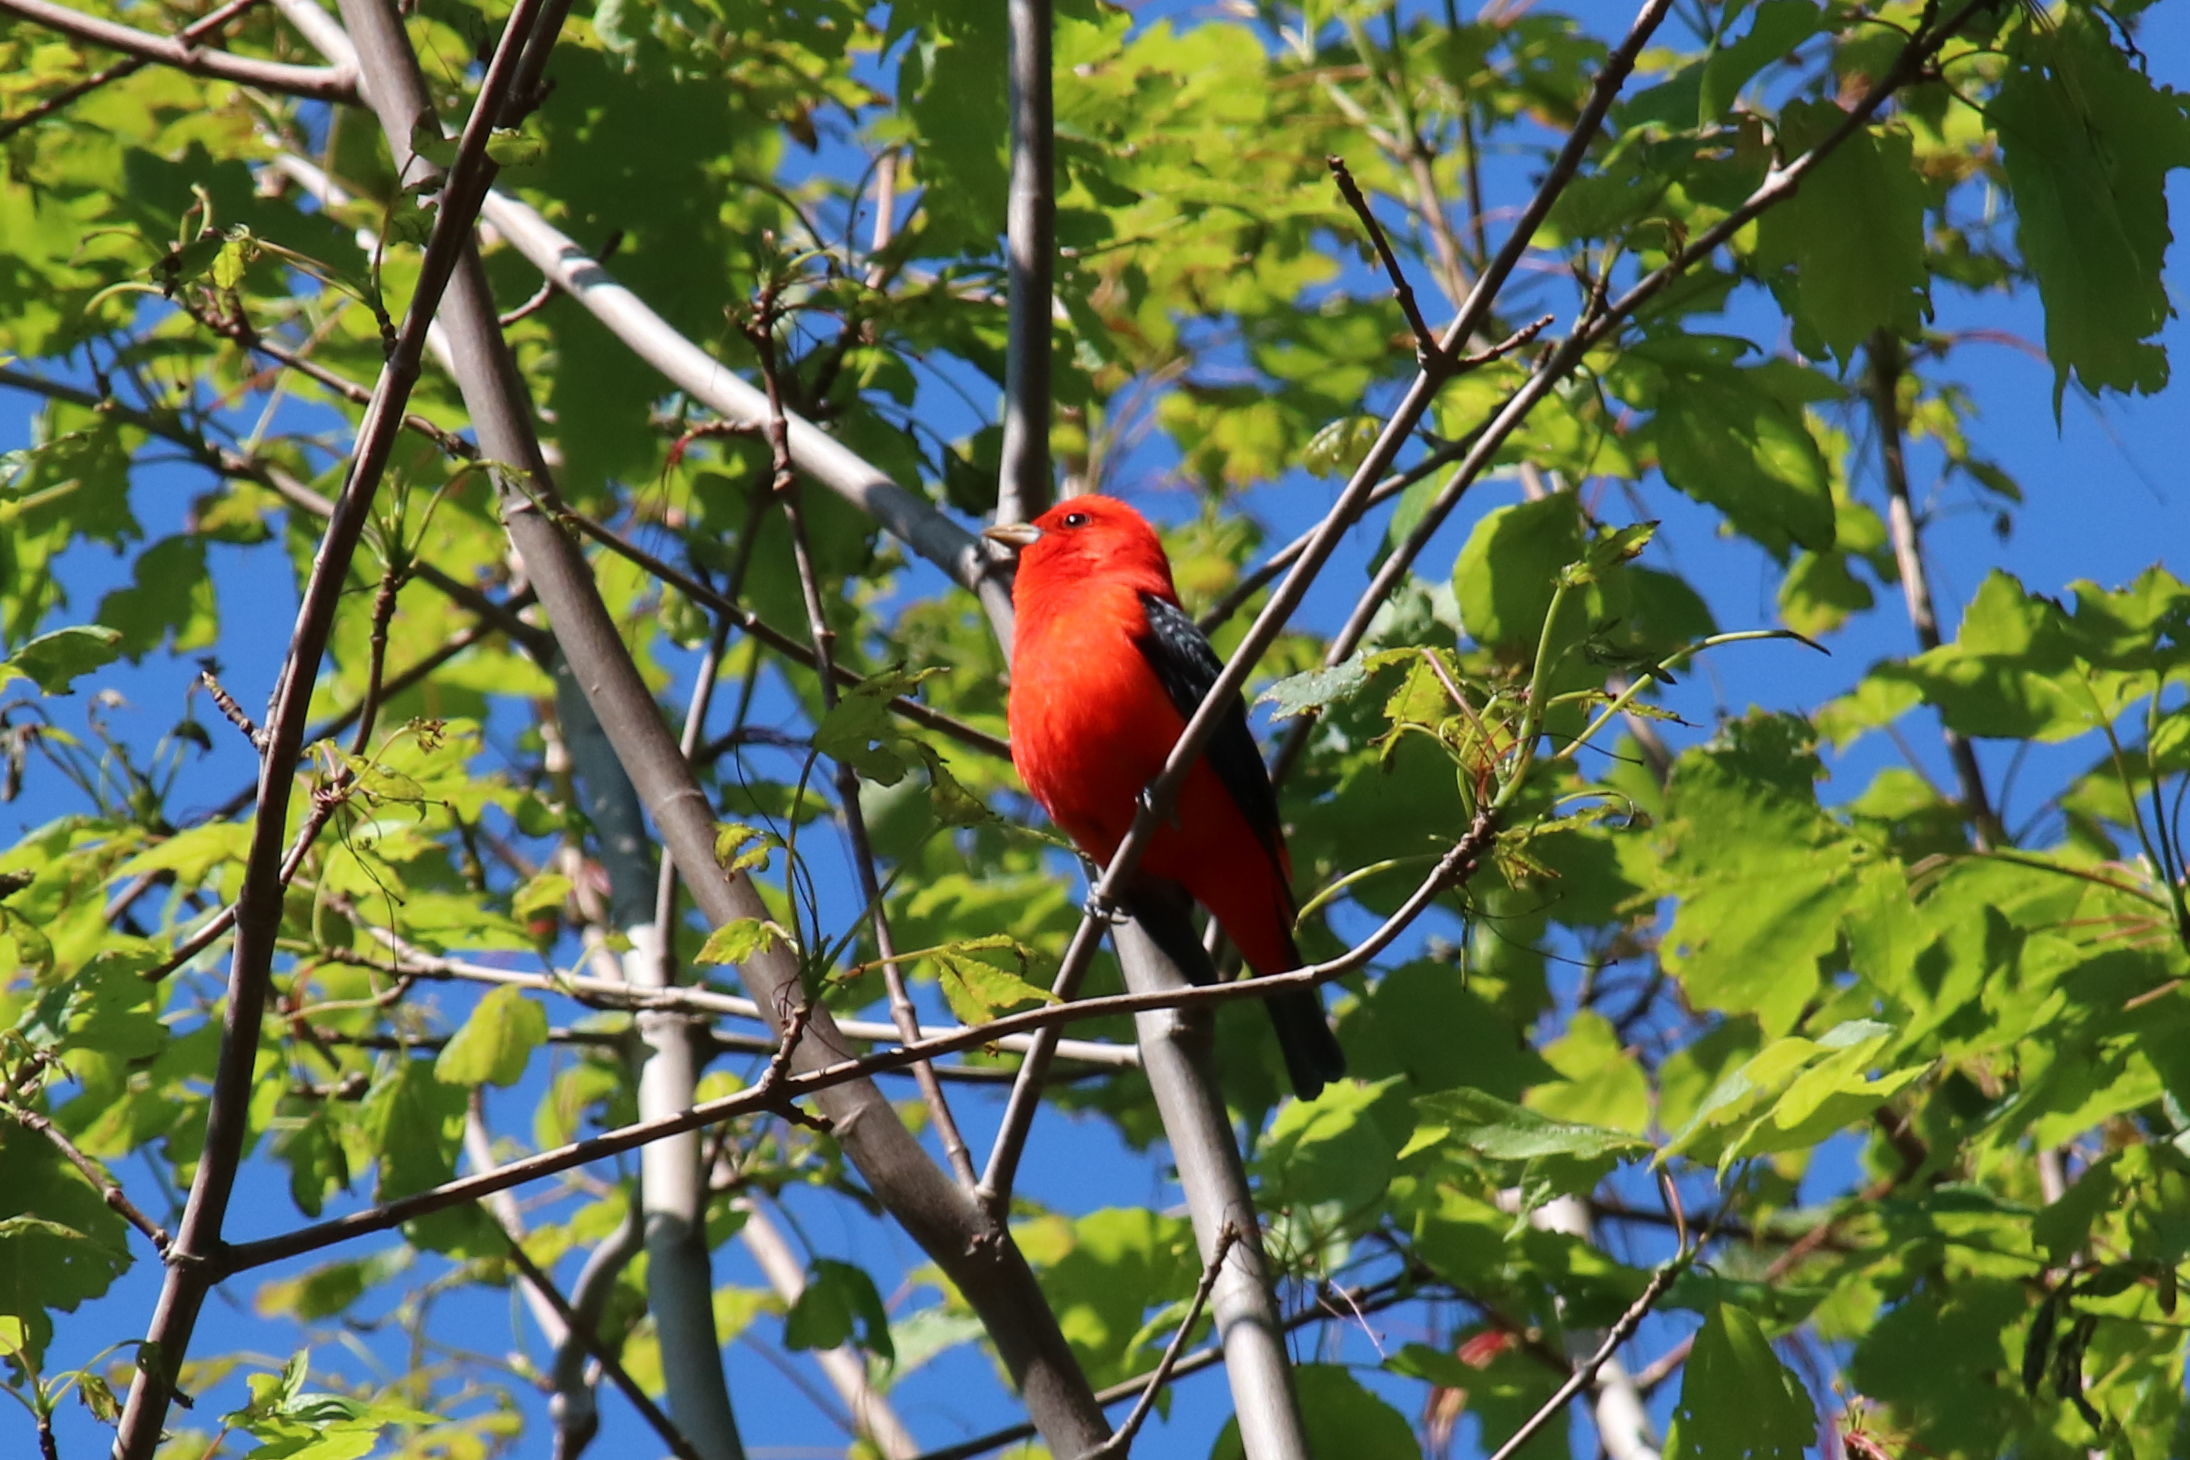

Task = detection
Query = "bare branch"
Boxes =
[222,812,1498,1276]
[1866,330,2001,849]
[1328,154,1438,359]
[551,501,1011,762]
[997,0,1055,525]
[1484,1261,1681,1460]
[0,0,356,100]
[1084,1224,1240,1460]
[0,0,266,140]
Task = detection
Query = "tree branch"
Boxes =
[1484,1260,1680,1460]
[0,0,266,141]
[551,500,1010,761]
[221,813,1498,1276]
[996,0,1054,525]
[1084,1224,1239,1460]
[1111,919,1309,1460]
[0,0,356,100]
[1866,329,2001,849]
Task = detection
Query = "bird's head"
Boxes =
[982,495,1177,599]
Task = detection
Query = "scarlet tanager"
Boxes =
[983,496,1347,1100]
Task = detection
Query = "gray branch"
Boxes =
[0,0,357,100]
[1114,926,1308,1460]
[997,0,1055,524]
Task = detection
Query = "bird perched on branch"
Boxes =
[983,495,1347,1100]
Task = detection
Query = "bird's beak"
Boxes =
[982,522,1043,550]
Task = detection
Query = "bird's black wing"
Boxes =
[1131,593,1289,877]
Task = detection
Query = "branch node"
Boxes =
[198,665,267,750]
[1327,153,1441,365]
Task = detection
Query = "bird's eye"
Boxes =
[1062,511,1090,529]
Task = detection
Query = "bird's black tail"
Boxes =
[1120,882,1346,1102]
[1264,987,1347,1103]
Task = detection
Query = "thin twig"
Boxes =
[3,1096,172,1253]
[502,1238,708,1460]
[1867,330,2000,849]
[198,668,266,749]
[1084,1224,1239,1460]
[1329,154,1439,359]
[0,0,357,101]
[0,0,267,141]
[551,501,1011,761]
[1483,1262,1681,1460]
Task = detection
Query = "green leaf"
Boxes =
[1698,0,1823,121]
[1527,1010,1652,1135]
[484,127,545,167]
[1667,1302,1814,1460]
[407,118,457,171]
[1257,1078,1403,1211]
[1454,495,1586,650]
[1412,1087,1649,1162]
[934,937,1055,1024]
[1777,549,1874,638]
[1256,653,1377,719]
[97,536,216,660]
[1302,414,1382,477]
[510,870,572,921]
[0,1134,132,1364]
[433,985,548,1088]
[5,624,124,694]
[714,822,772,874]
[696,917,784,965]
[2032,1153,2119,1265]
[1989,13,2190,406]
[1639,360,1835,557]
[1753,102,1928,365]
[814,666,944,785]
[784,1258,895,1366]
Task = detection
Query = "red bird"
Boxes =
[984,496,1346,1100]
